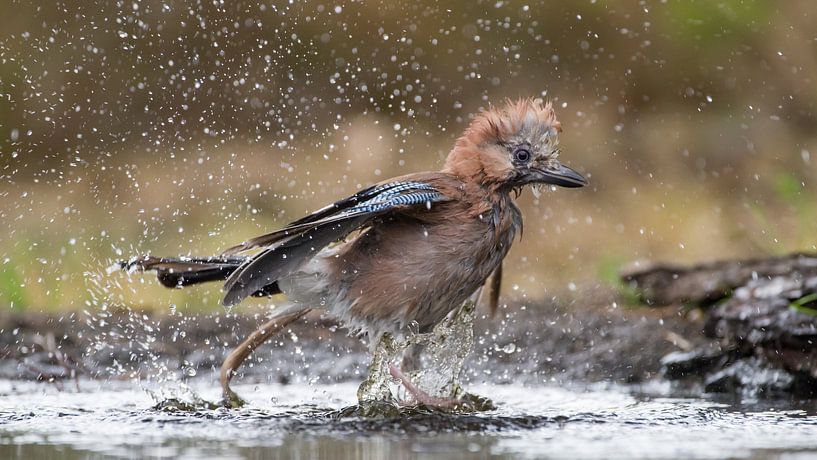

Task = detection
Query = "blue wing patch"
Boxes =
[221,180,447,256]
[345,181,445,215]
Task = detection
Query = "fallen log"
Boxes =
[622,252,817,397]
[621,252,817,306]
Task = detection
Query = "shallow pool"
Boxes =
[1,377,816,459]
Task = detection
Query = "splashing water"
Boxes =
[355,299,493,412]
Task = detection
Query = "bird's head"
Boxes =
[444,98,587,195]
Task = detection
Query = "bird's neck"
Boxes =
[443,141,509,189]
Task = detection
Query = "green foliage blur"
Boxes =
[1,0,815,312]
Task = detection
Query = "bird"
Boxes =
[120,98,587,406]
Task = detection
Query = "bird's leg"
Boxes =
[388,364,459,408]
[220,309,310,407]
[387,299,480,409]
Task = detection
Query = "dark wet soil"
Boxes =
[0,291,708,388]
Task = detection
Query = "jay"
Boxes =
[122,98,586,405]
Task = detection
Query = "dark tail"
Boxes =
[118,256,281,297]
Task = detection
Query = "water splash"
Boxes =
[356,299,493,413]
[148,382,220,412]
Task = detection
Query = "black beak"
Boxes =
[533,164,587,188]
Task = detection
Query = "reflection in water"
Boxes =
[0,435,511,460]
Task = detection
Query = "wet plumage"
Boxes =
[120,98,587,403]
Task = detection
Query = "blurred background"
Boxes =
[1,0,815,312]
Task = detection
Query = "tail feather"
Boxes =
[119,255,282,296]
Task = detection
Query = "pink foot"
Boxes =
[388,364,459,408]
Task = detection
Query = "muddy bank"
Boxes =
[0,294,703,390]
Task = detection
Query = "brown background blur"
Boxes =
[1,0,815,312]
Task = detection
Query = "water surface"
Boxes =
[1,377,816,459]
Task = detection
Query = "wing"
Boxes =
[221,181,441,255]
[221,179,450,306]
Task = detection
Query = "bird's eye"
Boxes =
[513,147,532,163]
